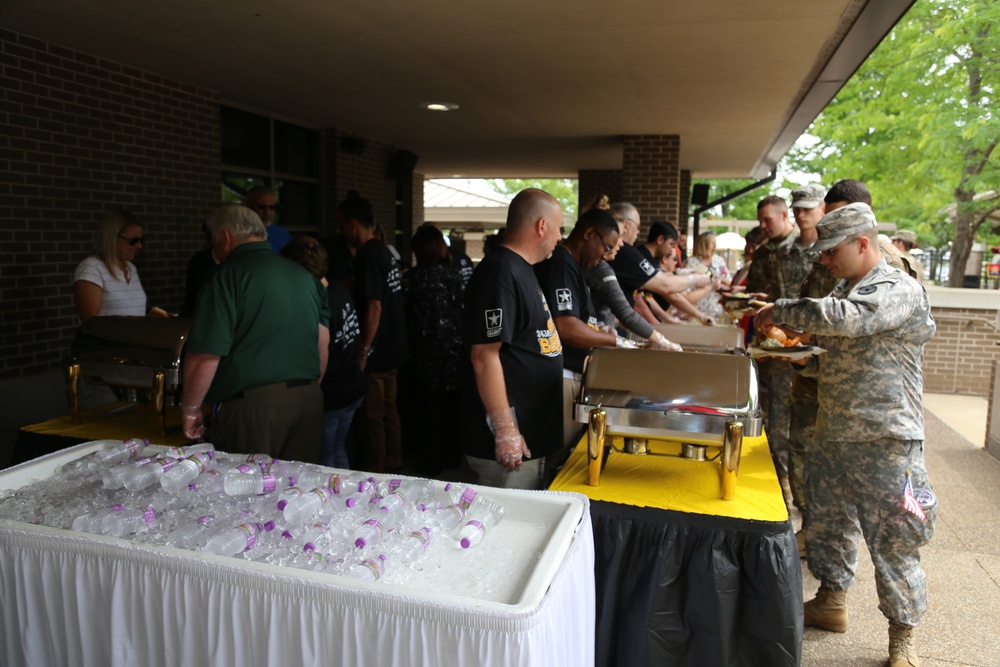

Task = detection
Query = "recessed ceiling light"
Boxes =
[419,102,460,112]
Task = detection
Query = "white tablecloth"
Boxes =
[0,447,595,667]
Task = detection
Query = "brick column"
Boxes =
[622,135,680,236]
[579,169,623,212]
[679,169,692,231]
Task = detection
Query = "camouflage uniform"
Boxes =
[746,229,816,489]
[773,259,937,625]
[789,245,911,521]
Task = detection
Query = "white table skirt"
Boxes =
[0,506,594,667]
[0,443,595,667]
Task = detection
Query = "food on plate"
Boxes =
[758,325,801,349]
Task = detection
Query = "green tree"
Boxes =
[488,178,579,223]
[785,0,1000,286]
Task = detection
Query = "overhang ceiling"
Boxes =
[0,0,914,179]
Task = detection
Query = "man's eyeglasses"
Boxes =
[820,237,858,259]
[118,235,145,246]
[594,230,615,257]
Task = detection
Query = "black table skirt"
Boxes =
[591,500,802,667]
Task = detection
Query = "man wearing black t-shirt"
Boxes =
[536,208,620,453]
[462,188,565,489]
[609,203,713,323]
[635,221,714,324]
[339,193,408,474]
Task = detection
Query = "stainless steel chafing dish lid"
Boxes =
[647,323,746,354]
[69,316,191,388]
[573,347,762,443]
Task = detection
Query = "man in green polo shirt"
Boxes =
[181,204,331,462]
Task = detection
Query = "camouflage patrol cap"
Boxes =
[790,184,826,209]
[812,202,877,252]
[891,229,918,244]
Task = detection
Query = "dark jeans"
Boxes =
[321,396,363,469]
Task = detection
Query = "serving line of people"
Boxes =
[70,181,935,667]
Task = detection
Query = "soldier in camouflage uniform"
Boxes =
[790,182,913,555]
[746,195,816,504]
[756,203,937,667]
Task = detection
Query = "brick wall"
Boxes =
[0,29,219,381]
[622,135,680,236]
[323,129,414,256]
[578,169,622,211]
[923,307,1000,395]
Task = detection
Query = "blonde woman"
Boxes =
[73,209,154,319]
[686,231,731,321]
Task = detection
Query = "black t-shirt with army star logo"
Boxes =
[535,245,600,374]
[609,243,659,306]
[461,246,564,460]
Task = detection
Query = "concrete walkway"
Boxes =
[799,394,1000,666]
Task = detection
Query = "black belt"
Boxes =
[233,379,314,399]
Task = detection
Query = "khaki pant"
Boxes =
[359,369,402,473]
[212,382,323,463]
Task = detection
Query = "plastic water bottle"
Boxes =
[102,506,159,537]
[432,504,465,531]
[347,554,387,582]
[93,438,149,467]
[455,504,505,549]
[377,491,412,513]
[444,483,505,518]
[283,487,333,525]
[160,451,216,493]
[376,478,434,499]
[101,456,156,489]
[72,504,125,533]
[276,487,306,511]
[189,469,226,494]
[203,522,264,557]
[353,518,385,549]
[300,522,334,552]
[162,442,216,459]
[394,527,431,565]
[123,458,177,492]
[165,515,215,548]
[223,467,292,496]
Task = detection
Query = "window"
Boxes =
[220,105,322,230]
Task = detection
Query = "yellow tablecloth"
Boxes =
[549,431,787,522]
[18,402,189,447]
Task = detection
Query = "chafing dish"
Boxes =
[636,322,746,354]
[574,347,762,499]
[66,316,190,435]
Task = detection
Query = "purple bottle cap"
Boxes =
[277,500,289,510]
[281,530,293,540]
[263,520,275,531]
[303,543,315,552]
[355,538,366,548]
[288,475,297,486]
[346,498,356,508]
[461,537,472,549]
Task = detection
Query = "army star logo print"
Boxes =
[485,309,503,337]
[556,288,573,311]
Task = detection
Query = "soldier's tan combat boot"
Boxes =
[803,585,848,632]
[888,621,920,667]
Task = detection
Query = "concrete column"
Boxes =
[622,135,681,236]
